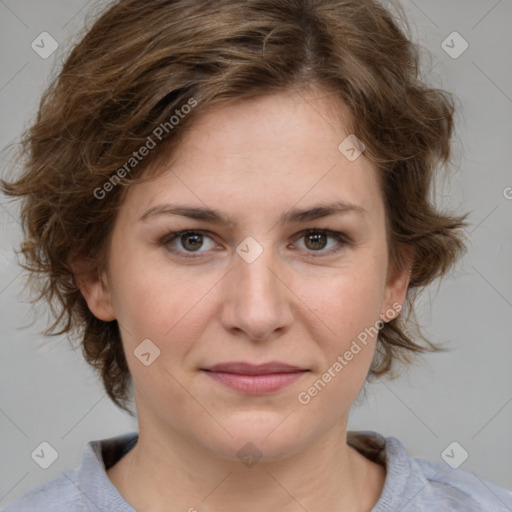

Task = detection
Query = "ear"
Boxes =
[380,244,414,322]
[71,257,116,322]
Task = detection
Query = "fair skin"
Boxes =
[76,88,411,512]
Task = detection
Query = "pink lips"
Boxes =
[201,362,309,394]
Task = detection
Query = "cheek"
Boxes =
[294,269,386,413]
[294,258,387,338]
[108,250,217,363]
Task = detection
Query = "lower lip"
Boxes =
[202,370,307,394]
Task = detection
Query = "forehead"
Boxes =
[119,90,384,225]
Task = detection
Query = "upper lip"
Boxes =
[202,362,308,375]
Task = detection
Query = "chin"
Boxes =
[205,411,312,464]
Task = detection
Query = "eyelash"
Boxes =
[158,228,349,258]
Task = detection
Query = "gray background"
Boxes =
[1,0,511,508]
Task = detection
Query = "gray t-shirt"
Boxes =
[4,430,512,511]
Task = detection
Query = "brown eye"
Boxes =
[294,229,348,257]
[159,230,216,255]
[179,232,204,251]
[303,231,329,251]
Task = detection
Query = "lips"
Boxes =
[202,361,307,375]
[200,362,309,394]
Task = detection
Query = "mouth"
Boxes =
[200,362,310,394]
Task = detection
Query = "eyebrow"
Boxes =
[139,200,367,228]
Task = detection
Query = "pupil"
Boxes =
[306,232,326,250]
[182,233,203,251]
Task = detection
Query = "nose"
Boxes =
[220,239,295,342]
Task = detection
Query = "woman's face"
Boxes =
[82,89,410,461]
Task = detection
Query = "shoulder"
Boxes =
[2,470,82,511]
[408,454,512,511]
[3,432,138,512]
[348,431,512,511]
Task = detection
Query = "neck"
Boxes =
[107,419,385,512]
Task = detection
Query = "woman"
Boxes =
[2,0,511,510]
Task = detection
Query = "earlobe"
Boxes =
[72,258,116,322]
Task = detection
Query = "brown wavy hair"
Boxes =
[1,0,468,415]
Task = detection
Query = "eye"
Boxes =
[159,230,217,256]
[292,228,347,256]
